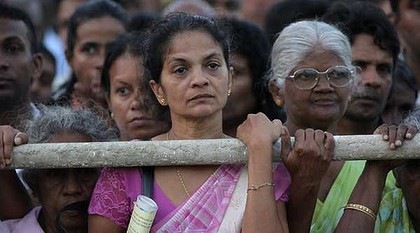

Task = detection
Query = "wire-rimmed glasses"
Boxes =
[286,65,361,90]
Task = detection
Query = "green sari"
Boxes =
[311,160,397,233]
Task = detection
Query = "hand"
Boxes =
[0,126,28,168]
[281,129,334,185]
[374,123,417,150]
[237,113,283,149]
[366,123,417,173]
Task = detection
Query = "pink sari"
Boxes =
[152,165,242,232]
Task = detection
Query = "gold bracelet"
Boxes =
[344,203,376,221]
[247,182,275,193]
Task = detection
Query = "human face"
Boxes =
[37,132,99,232]
[223,53,256,126]
[282,49,352,131]
[30,54,55,104]
[345,34,393,122]
[67,16,125,98]
[150,30,232,121]
[394,0,420,55]
[0,19,41,111]
[108,54,170,141]
[382,79,416,125]
[394,161,420,224]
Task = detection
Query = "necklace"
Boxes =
[176,168,191,198]
[167,131,191,198]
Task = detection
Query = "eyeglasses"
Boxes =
[286,66,359,90]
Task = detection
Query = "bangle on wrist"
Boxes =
[344,203,376,221]
[247,182,275,193]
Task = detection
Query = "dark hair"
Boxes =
[220,17,270,113]
[145,13,230,83]
[264,0,330,46]
[101,31,148,96]
[323,1,400,64]
[66,0,129,58]
[0,3,38,53]
[128,12,161,32]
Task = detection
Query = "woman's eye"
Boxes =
[208,62,221,70]
[116,87,130,96]
[174,67,187,74]
[82,45,97,55]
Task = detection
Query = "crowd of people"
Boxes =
[0,0,419,232]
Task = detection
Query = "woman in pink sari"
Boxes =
[88,13,329,233]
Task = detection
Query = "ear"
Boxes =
[31,53,43,82]
[268,79,284,108]
[149,80,164,101]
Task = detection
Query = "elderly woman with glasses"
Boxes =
[266,20,358,232]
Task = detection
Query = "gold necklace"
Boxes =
[176,168,191,198]
[167,131,191,198]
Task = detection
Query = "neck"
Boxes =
[169,112,225,140]
[0,102,32,128]
[336,116,379,135]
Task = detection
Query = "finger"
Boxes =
[14,132,28,146]
[314,129,325,149]
[304,128,315,141]
[405,125,418,139]
[293,129,305,156]
[395,124,408,147]
[1,129,15,167]
[279,127,291,162]
[324,132,335,161]
[378,124,390,140]
[387,125,398,149]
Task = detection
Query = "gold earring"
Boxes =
[274,98,283,107]
[158,96,168,106]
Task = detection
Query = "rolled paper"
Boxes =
[127,195,158,233]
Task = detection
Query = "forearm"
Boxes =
[0,170,32,220]
[335,163,387,233]
[286,178,320,233]
[242,144,288,233]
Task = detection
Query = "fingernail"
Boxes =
[395,140,402,146]
[406,133,412,139]
[390,143,395,149]
[383,135,389,140]
[14,137,22,145]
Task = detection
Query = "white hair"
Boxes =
[268,20,352,87]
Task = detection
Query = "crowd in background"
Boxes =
[0,0,419,232]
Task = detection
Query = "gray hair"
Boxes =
[24,105,118,143]
[268,20,352,87]
[21,105,118,195]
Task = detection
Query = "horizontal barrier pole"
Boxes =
[4,134,420,169]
